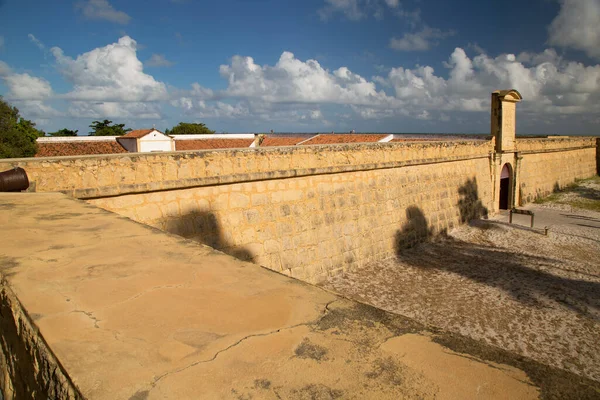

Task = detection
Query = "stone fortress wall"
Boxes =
[1,137,596,283]
[0,91,597,282]
[87,145,494,283]
[515,138,597,203]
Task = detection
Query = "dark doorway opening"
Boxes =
[499,163,512,210]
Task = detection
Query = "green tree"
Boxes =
[88,120,131,136]
[0,97,44,158]
[48,128,78,137]
[165,122,215,135]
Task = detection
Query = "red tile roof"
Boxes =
[36,142,128,157]
[299,134,389,145]
[121,129,154,139]
[260,137,306,147]
[175,139,254,151]
[389,138,432,142]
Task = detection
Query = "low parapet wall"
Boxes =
[516,137,596,153]
[0,140,493,199]
[516,138,598,203]
[88,156,494,283]
[0,137,597,282]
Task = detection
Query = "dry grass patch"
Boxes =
[534,176,600,212]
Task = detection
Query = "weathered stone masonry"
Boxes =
[0,136,596,283]
[516,139,597,203]
[90,151,494,283]
[0,285,84,400]
[0,141,494,282]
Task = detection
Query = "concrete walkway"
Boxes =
[0,193,548,400]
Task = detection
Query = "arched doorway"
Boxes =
[499,163,512,210]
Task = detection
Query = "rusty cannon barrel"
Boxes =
[0,167,29,192]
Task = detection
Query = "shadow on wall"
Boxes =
[457,178,488,223]
[394,206,434,253]
[393,229,600,321]
[162,211,253,262]
[395,178,489,254]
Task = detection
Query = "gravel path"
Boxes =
[322,192,600,382]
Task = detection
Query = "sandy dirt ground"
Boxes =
[323,181,600,385]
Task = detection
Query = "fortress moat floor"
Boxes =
[324,179,600,390]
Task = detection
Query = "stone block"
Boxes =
[276,222,294,237]
[211,193,229,211]
[196,198,210,211]
[244,209,261,224]
[251,193,269,206]
[179,199,198,215]
[241,228,256,243]
[283,190,303,202]
[161,201,180,218]
[229,193,250,209]
[226,211,244,226]
[264,239,281,254]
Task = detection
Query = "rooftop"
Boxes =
[299,134,390,145]
[35,141,127,157]
[175,138,254,151]
[120,129,157,139]
[260,136,307,147]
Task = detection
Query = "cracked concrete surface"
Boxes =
[0,193,594,399]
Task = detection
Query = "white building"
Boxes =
[117,129,175,152]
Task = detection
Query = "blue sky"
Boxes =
[0,0,599,134]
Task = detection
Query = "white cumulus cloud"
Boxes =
[75,0,131,25]
[0,61,60,120]
[3,73,53,101]
[0,65,53,101]
[382,47,600,115]
[169,45,600,123]
[548,0,600,59]
[16,32,597,129]
[16,101,62,118]
[172,98,249,119]
[219,51,395,106]
[0,67,62,131]
[51,36,167,102]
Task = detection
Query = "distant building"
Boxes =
[117,129,175,152]
[35,131,397,157]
